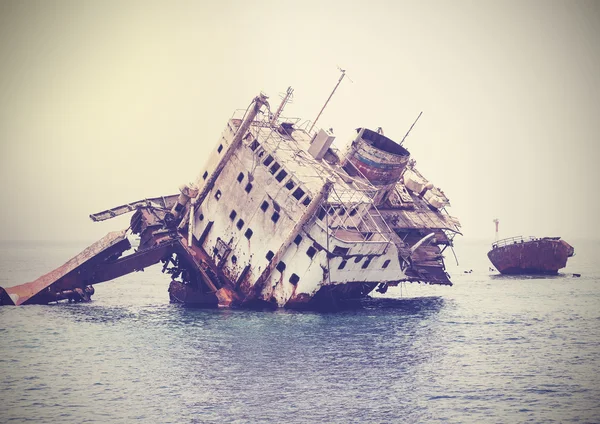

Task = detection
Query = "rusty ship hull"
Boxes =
[1,88,461,310]
[487,237,574,275]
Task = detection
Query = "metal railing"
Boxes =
[491,235,539,249]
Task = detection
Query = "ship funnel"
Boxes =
[342,128,410,205]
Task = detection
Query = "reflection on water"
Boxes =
[489,273,564,281]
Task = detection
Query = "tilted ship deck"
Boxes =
[0,89,461,309]
[487,236,575,275]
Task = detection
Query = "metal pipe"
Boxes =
[193,93,269,207]
[309,69,346,134]
[188,203,195,247]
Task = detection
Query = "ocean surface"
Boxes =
[1,239,599,423]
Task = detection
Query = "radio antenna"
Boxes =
[399,111,423,145]
[309,67,350,134]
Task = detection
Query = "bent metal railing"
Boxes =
[491,236,539,249]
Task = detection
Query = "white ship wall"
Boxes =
[190,120,413,306]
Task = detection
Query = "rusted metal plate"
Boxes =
[346,128,410,186]
[488,238,574,274]
[3,230,130,305]
[168,280,219,307]
[90,195,179,222]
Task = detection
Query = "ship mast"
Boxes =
[270,86,294,125]
[309,68,348,134]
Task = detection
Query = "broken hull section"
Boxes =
[488,237,574,275]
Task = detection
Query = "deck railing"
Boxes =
[491,236,538,249]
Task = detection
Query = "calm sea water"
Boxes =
[1,239,599,423]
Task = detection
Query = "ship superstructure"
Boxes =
[1,89,461,309]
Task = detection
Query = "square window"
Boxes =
[292,187,305,201]
[202,171,208,180]
[215,190,222,200]
[293,234,302,245]
[338,260,347,270]
[302,196,311,206]
[217,144,223,153]
[275,170,288,182]
[237,172,244,182]
[317,207,326,221]
[306,246,317,258]
[236,219,244,230]
[229,210,237,220]
[332,246,350,256]
[245,183,253,193]
[263,155,274,166]
[271,212,280,223]
[276,261,286,272]
[266,250,274,261]
[260,201,269,212]
[285,180,295,190]
[244,228,253,239]
[361,258,372,269]
[249,140,260,151]
[269,162,281,175]
[382,259,391,269]
[289,273,300,285]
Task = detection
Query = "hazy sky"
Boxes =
[1,0,599,243]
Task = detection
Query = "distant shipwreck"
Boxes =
[487,220,574,275]
[1,82,461,309]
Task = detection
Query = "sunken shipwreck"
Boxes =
[0,83,461,310]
